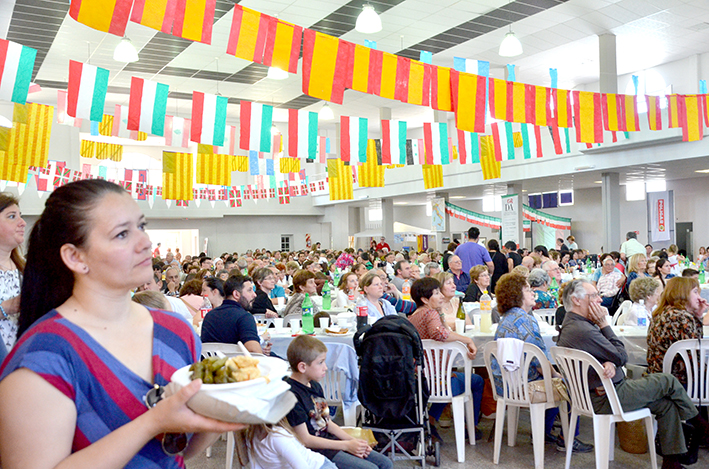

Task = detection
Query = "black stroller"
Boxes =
[354,315,441,467]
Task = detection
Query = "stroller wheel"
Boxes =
[433,441,441,467]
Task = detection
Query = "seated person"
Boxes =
[358,271,397,319]
[250,267,279,318]
[201,274,265,355]
[283,270,321,318]
[333,272,360,308]
[492,273,591,452]
[447,255,470,293]
[557,279,709,469]
[407,277,484,439]
[647,277,708,385]
[625,253,649,290]
[434,272,471,329]
[463,265,491,303]
[595,255,624,307]
[654,258,676,289]
[528,268,557,310]
[622,277,661,326]
[284,336,393,469]
[132,290,171,310]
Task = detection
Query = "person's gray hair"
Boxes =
[423,262,439,276]
[236,257,248,269]
[528,268,551,288]
[562,278,592,310]
[626,231,637,239]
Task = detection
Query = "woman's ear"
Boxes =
[59,244,89,275]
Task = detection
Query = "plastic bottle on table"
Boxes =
[636,299,647,327]
[402,279,412,300]
[301,293,314,334]
[356,296,369,330]
[322,282,331,310]
[700,263,705,284]
[480,290,492,333]
[549,277,559,301]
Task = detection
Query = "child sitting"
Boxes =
[285,335,393,469]
[246,419,336,469]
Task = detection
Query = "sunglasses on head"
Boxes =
[143,384,188,456]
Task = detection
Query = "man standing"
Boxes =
[447,255,470,293]
[376,236,391,252]
[390,260,412,292]
[620,231,645,261]
[201,275,265,355]
[557,279,709,468]
[454,227,493,275]
[503,241,522,272]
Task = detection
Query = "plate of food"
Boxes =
[324,326,350,336]
[166,354,295,424]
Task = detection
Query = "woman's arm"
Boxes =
[0,295,20,315]
[0,370,243,469]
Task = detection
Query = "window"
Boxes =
[281,235,292,252]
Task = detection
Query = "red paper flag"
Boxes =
[263,16,302,74]
[572,91,603,143]
[302,29,350,104]
[451,70,486,133]
[69,0,132,36]
[130,0,176,33]
[226,5,269,63]
[429,65,453,112]
[173,0,215,44]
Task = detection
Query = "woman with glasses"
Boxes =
[0,180,242,468]
[463,265,492,303]
[250,267,279,318]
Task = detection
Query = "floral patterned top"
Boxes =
[0,269,21,352]
[532,289,557,310]
[646,306,703,384]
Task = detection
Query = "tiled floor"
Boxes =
[186,410,708,468]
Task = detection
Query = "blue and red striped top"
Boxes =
[0,308,200,468]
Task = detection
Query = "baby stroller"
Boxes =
[354,315,440,467]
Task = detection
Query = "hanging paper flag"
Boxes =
[56,90,82,127]
[678,94,703,142]
[196,148,232,186]
[453,57,490,76]
[572,91,603,143]
[191,91,228,146]
[457,130,479,165]
[488,77,508,121]
[162,151,192,200]
[420,50,432,64]
[491,122,514,162]
[67,60,109,122]
[521,124,543,159]
[239,101,273,152]
[479,136,501,180]
[69,0,132,36]
[173,0,215,44]
[278,184,290,205]
[263,17,302,74]
[287,109,318,159]
[327,159,353,201]
[552,88,573,128]
[345,42,382,95]
[279,157,300,173]
[315,136,328,164]
[429,65,453,112]
[381,119,407,165]
[622,94,640,132]
[164,115,191,148]
[340,116,368,164]
[423,122,449,165]
[400,59,430,106]
[2,102,54,169]
[96,113,112,136]
[112,105,147,140]
[376,52,400,101]
[0,39,37,105]
[0,159,29,184]
[249,150,260,175]
[525,84,551,127]
[601,93,622,131]
[217,125,237,155]
[128,77,169,136]
[450,70,486,133]
[421,165,443,189]
[130,0,176,33]
[302,29,351,104]
[358,140,385,188]
[667,95,681,128]
[227,5,269,63]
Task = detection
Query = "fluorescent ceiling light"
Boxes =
[594,181,602,184]
[450,196,466,199]
[625,181,646,201]
[695,169,709,173]
[319,103,334,121]
[645,179,666,192]
[266,67,288,80]
[114,37,139,63]
[499,30,523,57]
[355,5,382,34]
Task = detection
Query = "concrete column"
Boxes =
[504,183,524,247]
[381,198,395,250]
[433,191,450,252]
[599,34,617,94]
[601,172,621,253]
[322,204,349,249]
[380,107,392,121]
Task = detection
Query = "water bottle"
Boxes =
[301,293,314,334]
[322,282,331,310]
[637,299,647,327]
[402,279,412,300]
[480,291,492,333]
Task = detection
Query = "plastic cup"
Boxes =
[273,318,284,331]
[472,313,481,332]
[455,318,465,334]
[319,318,330,329]
[277,297,285,306]
[290,318,301,334]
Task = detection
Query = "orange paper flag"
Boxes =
[421,164,443,189]
[489,77,508,121]
[646,95,662,131]
[402,59,430,106]
[302,30,351,105]
[130,0,176,33]
[552,89,573,128]
[451,70,486,133]
[430,65,453,112]
[69,0,132,36]
[573,91,603,143]
[525,84,551,127]
[227,5,269,63]
[173,0,214,44]
[678,94,704,142]
[263,17,302,74]
[667,95,681,128]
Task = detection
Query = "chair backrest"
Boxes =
[321,342,358,405]
[551,347,628,419]
[282,313,302,327]
[251,314,275,327]
[663,338,709,404]
[201,342,241,359]
[421,340,470,399]
[611,300,633,326]
[483,341,556,405]
[533,308,556,326]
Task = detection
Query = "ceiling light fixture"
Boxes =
[319,102,334,120]
[499,30,523,57]
[113,37,139,63]
[450,196,466,199]
[695,169,709,173]
[267,66,289,80]
[355,4,382,34]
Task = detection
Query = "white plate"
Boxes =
[325,330,351,337]
[166,356,296,424]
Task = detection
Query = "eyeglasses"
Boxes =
[143,384,188,455]
[586,292,601,300]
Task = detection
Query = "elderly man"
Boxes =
[620,231,645,261]
[163,266,182,297]
[423,262,441,277]
[447,255,470,293]
[557,279,709,469]
[521,255,535,271]
[542,260,562,285]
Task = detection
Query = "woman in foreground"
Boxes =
[0,180,242,468]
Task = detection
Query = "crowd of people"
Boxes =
[1,182,709,468]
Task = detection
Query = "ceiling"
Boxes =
[2,0,709,200]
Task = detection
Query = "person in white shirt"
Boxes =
[620,231,646,261]
[246,422,336,469]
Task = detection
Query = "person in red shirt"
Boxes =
[376,237,390,252]
[152,242,161,258]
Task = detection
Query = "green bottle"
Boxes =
[700,262,705,284]
[301,293,314,334]
[549,277,559,300]
[322,282,331,310]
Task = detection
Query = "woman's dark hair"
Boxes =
[533,245,549,258]
[487,239,500,251]
[411,277,441,308]
[0,192,26,274]
[19,180,127,336]
[496,273,529,314]
[203,276,225,298]
[654,258,670,286]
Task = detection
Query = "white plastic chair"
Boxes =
[251,313,274,327]
[282,313,302,327]
[533,308,556,326]
[321,342,361,426]
[421,340,476,462]
[611,300,633,326]
[662,338,709,405]
[551,347,658,469]
[483,341,569,469]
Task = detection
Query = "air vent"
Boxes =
[688,22,709,31]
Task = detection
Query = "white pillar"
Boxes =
[599,34,617,94]
[602,172,621,252]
